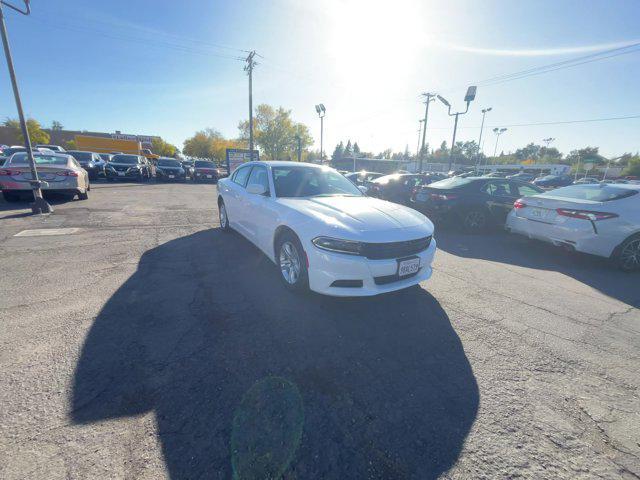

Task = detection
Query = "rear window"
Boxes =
[429,177,474,189]
[67,151,93,162]
[541,185,639,202]
[9,153,68,165]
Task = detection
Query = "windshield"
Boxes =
[67,151,93,162]
[111,154,139,164]
[2,147,25,156]
[372,174,403,185]
[541,184,638,202]
[158,159,181,167]
[273,166,362,198]
[9,152,68,165]
[429,177,474,189]
[195,161,216,168]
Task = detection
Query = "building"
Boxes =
[0,126,160,149]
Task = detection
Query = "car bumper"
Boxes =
[306,238,437,296]
[505,212,618,258]
[157,172,186,181]
[194,173,218,181]
[1,178,80,192]
[105,170,142,179]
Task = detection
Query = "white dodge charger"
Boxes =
[217,161,436,296]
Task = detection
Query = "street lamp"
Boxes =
[492,127,507,159]
[437,86,477,171]
[477,107,492,171]
[0,0,52,214]
[315,104,325,163]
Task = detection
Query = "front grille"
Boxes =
[362,236,431,260]
[374,270,420,285]
[330,279,363,288]
[113,165,129,172]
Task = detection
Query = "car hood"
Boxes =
[277,195,431,234]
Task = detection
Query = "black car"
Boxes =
[104,154,152,182]
[181,160,195,179]
[367,173,434,204]
[506,172,535,182]
[66,150,103,180]
[192,160,220,182]
[533,174,573,189]
[410,177,544,231]
[155,157,187,182]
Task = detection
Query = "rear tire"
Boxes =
[78,188,89,200]
[461,208,488,233]
[614,234,640,272]
[275,231,309,293]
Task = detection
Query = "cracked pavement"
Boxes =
[0,181,638,479]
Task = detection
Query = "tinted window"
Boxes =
[158,159,181,167]
[541,185,639,202]
[429,177,474,189]
[246,166,270,193]
[9,153,68,165]
[111,154,139,164]
[233,166,252,187]
[482,181,512,196]
[66,151,93,162]
[517,184,542,197]
[273,166,362,198]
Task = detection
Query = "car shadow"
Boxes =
[436,229,639,307]
[71,229,479,479]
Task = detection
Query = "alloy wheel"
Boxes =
[619,238,640,271]
[279,241,301,285]
[464,211,485,230]
[219,203,228,228]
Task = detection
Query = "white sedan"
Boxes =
[217,161,437,296]
[506,183,640,271]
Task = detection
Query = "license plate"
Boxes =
[168,175,175,179]
[206,175,212,178]
[398,257,420,277]
[416,193,428,202]
[117,172,125,176]
[530,208,545,218]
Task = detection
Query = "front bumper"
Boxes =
[156,171,186,181]
[306,238,437,296]
[505,212,618,258]
[105,169,142,179]
[194,172,218,181]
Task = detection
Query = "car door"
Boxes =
[243,165,277,251]
[225,165,253,234]
[481,180,519,224]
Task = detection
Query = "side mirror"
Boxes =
[246,183,268,196]
[358,185,368,194]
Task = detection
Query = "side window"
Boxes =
[233,166,252,187]
[517,184,541,197]
[482,181,512,197]
[246,166,270,193]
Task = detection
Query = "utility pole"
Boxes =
[0,1,51,214]
[295,135,302,162]
[419,93,436,173]
[437,86,477,172]
[244,50,257,157]
[315,104,326,163]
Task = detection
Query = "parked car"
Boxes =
[155,157,187,182]
[410,176,543,231]
[98,153,113,163]
[482,171,507,178]
[0,146,52,165]
[181,160,195,179]
[506,183,640,271]
[104,154,152,182]
[192,160,220,182]
[367,173,433,204]
[0,152,89,201]
[344,170,384,188]
[533,174,574,189]
[35,144,66,152]
[506,172,535,182]
[217,162,436,296]
[65,150,103,180]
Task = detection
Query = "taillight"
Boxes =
[56,171,79,177]
[514,199,526,209]
[556,208,618,221]
[429,193,458,201]
[0,169,21,176]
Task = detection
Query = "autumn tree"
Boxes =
[3,118,50,145]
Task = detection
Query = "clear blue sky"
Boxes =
[0,0,638,158]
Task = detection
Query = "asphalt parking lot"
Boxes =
[1,182,638,479]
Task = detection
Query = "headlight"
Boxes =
[312,236,364,255]
[87,162,94,168]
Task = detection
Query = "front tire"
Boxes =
[276,232,309,293]
[218,199,231,232]
[614,234,640,272]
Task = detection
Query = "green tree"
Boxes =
[332,141,344,160]
[565,147,604,165]
[51,120,64,131]
[623,157,640,176]
[151,138,178,157]
[353,142,361,155]
[3,118,50,145]
[344,140,353,157]
[238,104,312,160]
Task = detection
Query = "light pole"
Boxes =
[419,92,436,173]
[315,104,325,163]
[0,0,51,214]
[492,127,507,160]
[244,51,257,157]
[603,155,623,181]
[437,86,477,172]
[477,107,492,170]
